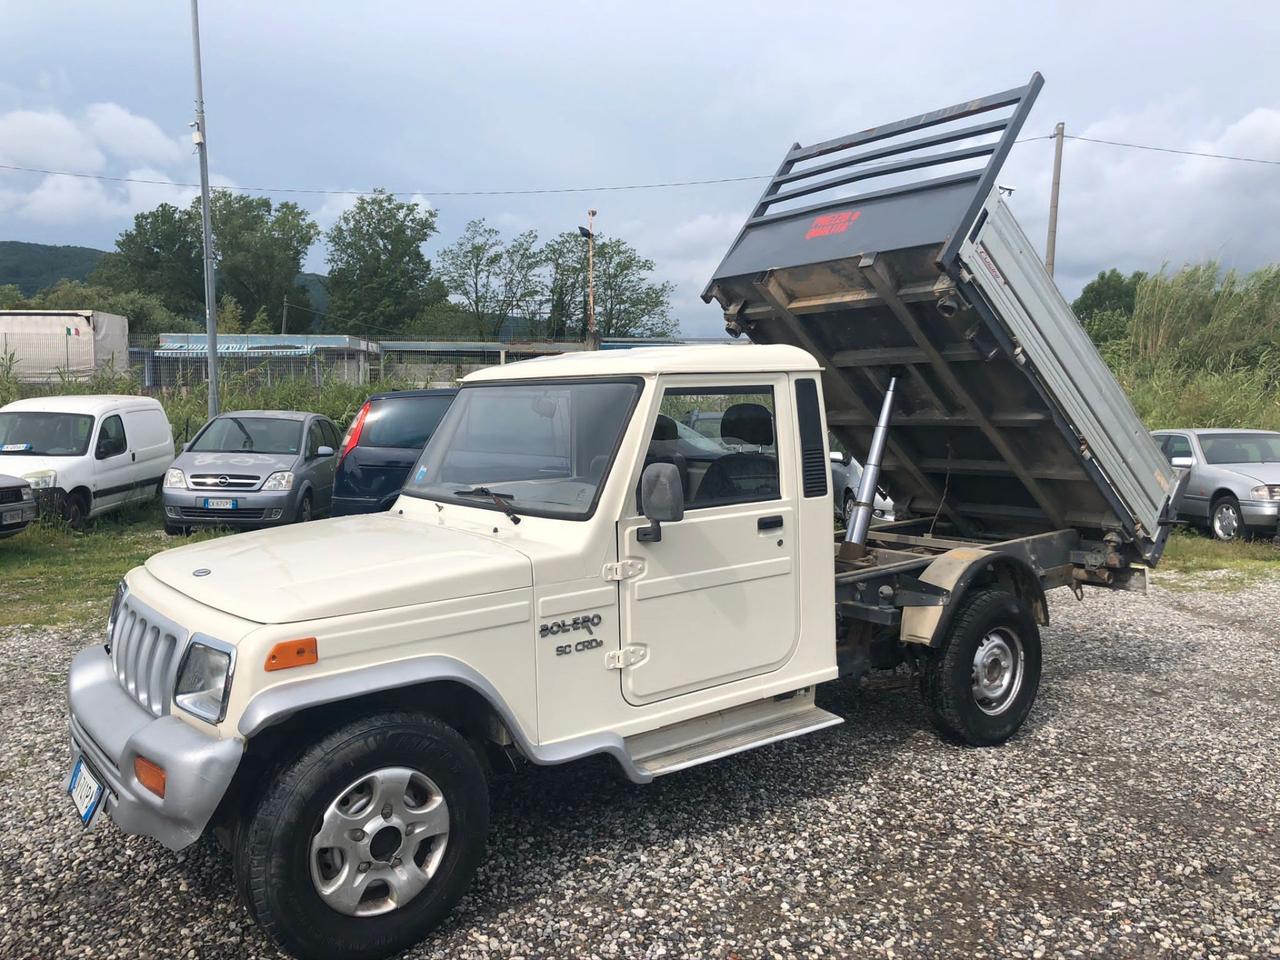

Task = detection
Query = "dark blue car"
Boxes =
[332,389,457,516]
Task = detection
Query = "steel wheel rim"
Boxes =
[1213,503,1239,540]
[309,767,450,917]
[971,626,1024,716]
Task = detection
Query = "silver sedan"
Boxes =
[1152,429,1280,541]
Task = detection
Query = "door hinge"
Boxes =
[602,559,644,581]
[606,645,647,670]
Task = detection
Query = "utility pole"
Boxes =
[281,296,289,335]
[581,209,600,350]
[1045,121,1064,277]
[190,0,219,416]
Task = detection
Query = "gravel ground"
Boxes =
[2,575,1278,960]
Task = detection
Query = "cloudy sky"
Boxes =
[1,1,1277,336]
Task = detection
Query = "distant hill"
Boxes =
[0,241,106,295]
[0,241,330,319]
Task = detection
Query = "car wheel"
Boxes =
[62,492,88,530]
[842,492,855,526]
[921,588,1042,747]
[164,522,188,536]
[296,493,313,524]
[235,712,489,960]
[1210,495,1244,542]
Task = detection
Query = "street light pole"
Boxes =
[585,209,599,350]
[190,0,219,416]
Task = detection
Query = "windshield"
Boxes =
[189,416,303,455]
[402,379,641,519]
[1200,432,1280,465]
[0,412,94,456]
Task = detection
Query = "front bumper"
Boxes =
[1240,499,1280,532]
[162,487,297,527]
[0,501,37,537]
[66,645,242,850]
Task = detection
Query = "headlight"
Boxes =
[1248,485,1280,500]
[105,580,126,648]
[261,471,295,491]
[20,486,33,501]
[164,467,186,489]
[22,470,56,489]
[174,638,235,724]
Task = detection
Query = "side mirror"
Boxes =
[1170,455,1193,468]
[317,445,335,458]
[829,450,845,464]
[181,442,190,452]
[637,462,684,543]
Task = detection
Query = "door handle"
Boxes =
[757,515,783,531]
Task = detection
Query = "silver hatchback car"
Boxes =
[162,410,341,534]
[1152,429,1280,541]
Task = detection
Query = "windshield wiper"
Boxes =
[453,486,521,524]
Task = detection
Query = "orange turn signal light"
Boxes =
[265,637,318,672]
[134,756,166,798]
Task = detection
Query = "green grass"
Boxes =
[1155,530,1280,591]
[0,503,229,629]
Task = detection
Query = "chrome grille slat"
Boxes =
[109,594,191,718]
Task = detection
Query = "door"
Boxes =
[1161,433,1205,519]
[305,419,337,514]
[121,407,172,502]
[91,413,133,511]
[617,379,799,706]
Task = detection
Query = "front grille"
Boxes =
[110,596,188,717]
[189,474,261,490]
[180,506,267,520]
[0,488,22,505]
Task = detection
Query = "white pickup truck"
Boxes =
[64,74,1182,960]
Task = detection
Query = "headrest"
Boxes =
[721,403,774,446]
[652,414,678,442]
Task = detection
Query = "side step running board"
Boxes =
[624,688,843,778]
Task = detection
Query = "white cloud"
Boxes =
[84,102,188,167]
[0,109,105,170]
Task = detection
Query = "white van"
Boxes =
[0,395,174,526]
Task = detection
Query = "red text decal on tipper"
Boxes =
[805,209,861,239]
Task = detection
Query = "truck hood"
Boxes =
[145,514,532,624]
[0,454,65,480]
[174,450,300,476]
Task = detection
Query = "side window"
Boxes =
[321,420,340,449]
[306,420,324,458]
[96,415,127,459]
[1165,434,1193,462]
[642,386,779,510]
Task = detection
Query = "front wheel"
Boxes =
[921,589,1042,746]
[296,492,314,524]
[235,712,489,960]
[1210,495,1244,542]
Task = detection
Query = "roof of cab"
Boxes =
[0,394,165,415]
[463,344,820,383]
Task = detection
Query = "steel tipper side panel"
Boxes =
[701,72,1178,562]
[955,197,1175,545]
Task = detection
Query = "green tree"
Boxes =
[540,232,588,339]
[90,202,205,315]
[324,190,445,337]
[438,219,545,340]
[16,279,192,342]
[590,236,676,339]
[217,294,244,334]
[1073,269,1146,327]
[246,306,274,334]
[0,284,22,309]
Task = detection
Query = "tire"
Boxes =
[296,492,314,524]
[164,522,188,536]
[842,491,854,526]
[1210,495,1244,542]
[235,712,489,960]
[921,588,1042,747]
[62,492,88,530]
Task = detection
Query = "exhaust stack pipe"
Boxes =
[845,376,897,545]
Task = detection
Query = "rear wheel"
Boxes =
[1210,495,1244,542]
[235,712,488,960]
[921,588,1042,746]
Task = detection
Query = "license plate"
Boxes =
[68,756,105,825]
[202,498,237,510]
[1,509,21,525]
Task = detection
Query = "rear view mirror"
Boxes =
[1170,455,1193,468]
[317,445,335,458]
[638,462,683,543]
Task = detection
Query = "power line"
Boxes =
[1061,134,1280,166]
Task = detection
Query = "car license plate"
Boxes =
[68,756,105,825]
[202,498,237,510]
[1,509,20,525]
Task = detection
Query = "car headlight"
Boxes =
[105,580,127,649]
[261,471,295,491]
[22,470,56,489]
[1248,485,1280,500]
[164,467,187,489]
[174,638,235,724]
[20,486,33,501]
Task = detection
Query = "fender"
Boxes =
[901,548,1047,647]
[237,655,653,783]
